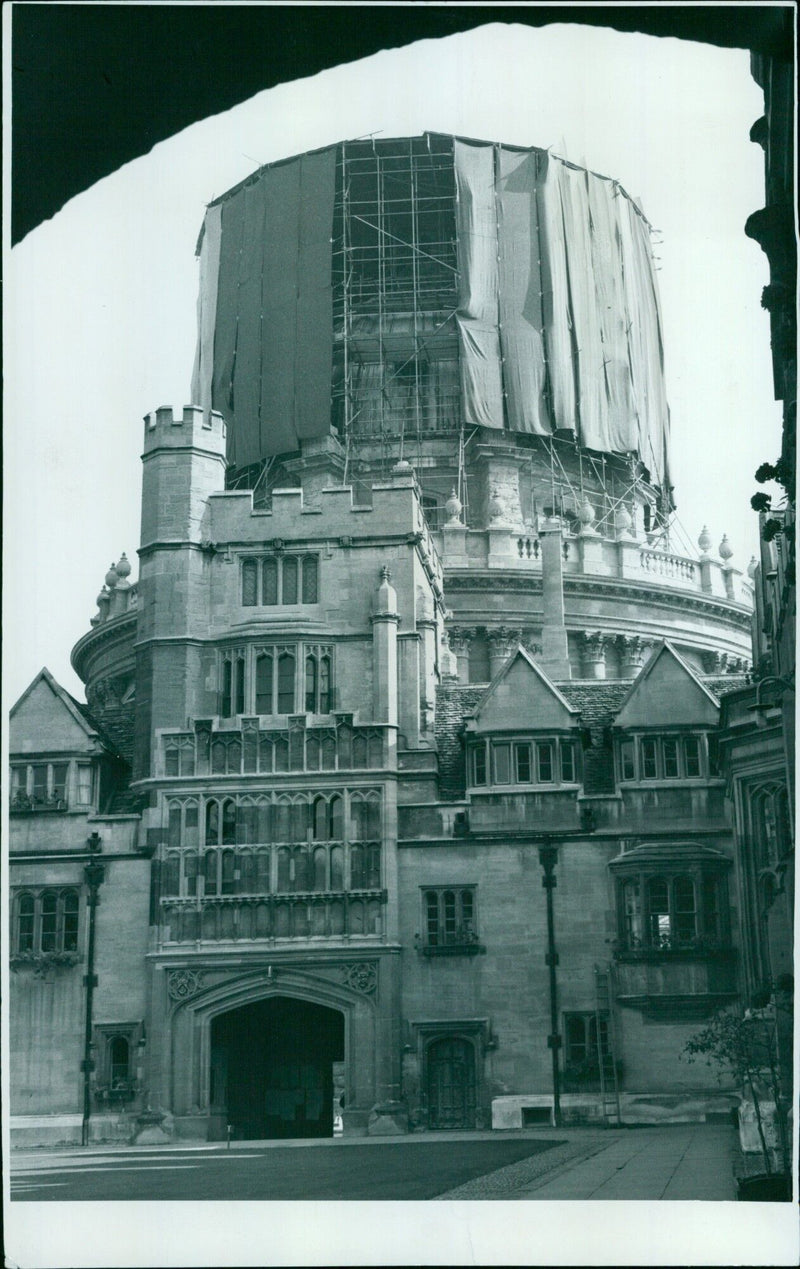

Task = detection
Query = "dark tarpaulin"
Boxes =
[205,147,336,466]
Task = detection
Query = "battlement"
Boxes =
[142,405,227,456]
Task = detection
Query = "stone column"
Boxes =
[448,627,475,685]
[617,635,649,680]
[581,632,608,680]
[539,516,571,680]
[487,626,522,679]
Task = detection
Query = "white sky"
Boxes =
[4,21,781,705]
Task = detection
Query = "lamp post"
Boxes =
[748,674,795,728]
[538,840,561,1128]
[81,832,105,1147]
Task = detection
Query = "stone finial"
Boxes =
[718,534,733,563]
[445,488,463,525]
[115,552,132,582]
[614,504,634,540]
[697,525,712,556]
[373,564,398,619]
[747,555,758,579]
[578,498,597,533]
[104,562,119,589]
[380,564,391,582]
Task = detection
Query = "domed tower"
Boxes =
[191,133,752,680]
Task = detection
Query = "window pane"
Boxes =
[282,557,298,605]
[537,742,553,782]
[185,804,199,849]
[313,847,327,891]
[257,850,271,893]
[302,556,319,604]
[329,795,344,840]
[493,744,511,784]
[277,654,295,713]
[242,559,258,606]
[41,892,58,951]
[321,736,336,770]
[204,850,218,896]
[32,765,48,802]
[319,657,331,713]
[338,725,352,768]
[168,804,182,849]
[205,800,219,846]
[663,738,679,778]
[306,735,320,770]
[620,740,635,781]
[460,889,474,933]
[352,735,368,768]
[515,744,532,783]
[305,657,317,712]
[110,1037,130,1087]
[330,845,343,890]
[443,891,457,942]
[683,736,701,777]
[221,850,235,895]
[184,854,199,896]
[647,878,670,945]
[51,764,68,801]
[255,654,273,715]
[234,657,245,715]
[163,854,180,896]
[313,797,327,840]
[426,891,440,945]
[674,876,696,942]
[560,741,575,783]
[641,739,657,779]
[622,879,642,946]
[17,894,35,952]
[77,766,93,803]
[220,661,232,718]
[221,800,236,846]
[565,1015,587,1064]
[472,745,487,785]
[211,739,226,774]
[277,848,291,891]
[262,558,278,605]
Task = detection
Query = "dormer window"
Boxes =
[469,737,579,789]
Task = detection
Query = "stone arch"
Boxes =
[164,966,379,1132]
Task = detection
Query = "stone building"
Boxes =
[10,135,764,1146]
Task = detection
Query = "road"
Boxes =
[11,1134,565,1202]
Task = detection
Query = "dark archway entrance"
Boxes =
[426,1037,477,1129]
[210,997,345,1140]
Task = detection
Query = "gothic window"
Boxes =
[277,652,296,714]
[350,793,381,841]
[751,784,790,871]
[109,1036,131,1090]
[422,887,477,950]
[14,889,80,955]
[302,647,333,713]
[241,554,320,607]
[219,650,246,718]
[164,738,195,778]
[351,844,381,890]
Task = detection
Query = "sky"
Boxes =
[4,21,781,705]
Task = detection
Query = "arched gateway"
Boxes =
[210,997,344,1140]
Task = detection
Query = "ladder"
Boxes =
[594,964,621,1126]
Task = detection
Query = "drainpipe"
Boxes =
[81,832,105,1147]
[538,840,562,1128]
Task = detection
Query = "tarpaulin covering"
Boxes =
[453,136,671,489]
[192,147,336,465]
[497,147,552,435]
[454,141,503,429]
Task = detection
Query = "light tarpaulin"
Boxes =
[190,202,221,419]
[536,153,576,434]
[496,148,552,435]
[198,147,336,466]
[454,141,503,429]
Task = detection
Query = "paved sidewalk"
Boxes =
[440,1124,739,1200]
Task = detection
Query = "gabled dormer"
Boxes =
[611,642,721,785]
[9,668,119,814]
[464,647,581,790]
